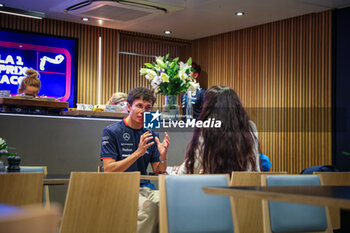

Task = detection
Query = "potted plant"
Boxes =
[140,54,199,120]
[0,137,20,172]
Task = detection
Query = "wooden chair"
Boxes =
[18,166,50,206]
[4,166,50,206]
[0,204,60,233]
[59,172,140,233]
[0,173,44,206]
[315,172,350,230]
[261,175,332,233]
[159,174,239,233]
[230,171,287,233]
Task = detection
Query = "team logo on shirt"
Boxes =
[123,133,130,141]
[143,111,161,129]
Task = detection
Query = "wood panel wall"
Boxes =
[192,11,332,173]
[1,11,332,173]
[0,14,191,106]
[0,14,123,105]
[118,33,192,108]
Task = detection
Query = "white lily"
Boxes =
[188,82,200,93]
[179,62,191,74]
[177,69,188,80]
[140,68,149,75]
[160,73,169,82]
[156,56,167,69]
[144,69,157,81]
[151,76,162,89]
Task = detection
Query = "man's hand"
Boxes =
[155,132,170,159]
[135,131,154,157]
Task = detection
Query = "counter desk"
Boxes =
[0,112,193,204]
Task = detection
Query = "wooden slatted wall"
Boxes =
[1,12,332,173]
[191,11,332,173]
[118,33,192,109]
[0,13,119,105]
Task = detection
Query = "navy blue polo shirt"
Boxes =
[100,118,160,186]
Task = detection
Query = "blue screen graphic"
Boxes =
[0,29,77,107]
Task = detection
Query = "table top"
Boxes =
[203,186,350,210]
[62,110,127,118]
[0,97,68,109]
[44,174,70,185]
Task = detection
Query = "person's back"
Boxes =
[178,85,260,174]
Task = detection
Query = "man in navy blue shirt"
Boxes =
[100,87,170,233]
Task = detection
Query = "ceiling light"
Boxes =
[0,4,4,7]
[0,6,45,19]
[164,30,171,35]
[81,17,89,22]
[98,19,103,25]
[235,12,244,16]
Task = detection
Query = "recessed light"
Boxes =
[235,12,244,16]
[98,19,103,25]
[164,30,171,35]
[81,17,89,22]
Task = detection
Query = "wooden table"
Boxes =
[44,174,159,185]
[0,97,68,113]
[203,186,350,210]
[44,174,70,185]
[0,97,68,108]
[62,110,127,118]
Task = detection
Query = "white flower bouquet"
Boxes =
[140,54,200,95]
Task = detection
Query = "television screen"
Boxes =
[0,29,77,107]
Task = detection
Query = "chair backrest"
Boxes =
[0,204,60,233]
[230,171,287,233]
[159,174,237,233]
[0,173,44,206]
[59,172,140,233]
[315,172,350,230]
[261,175,332,233]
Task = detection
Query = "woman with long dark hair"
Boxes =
[178,85,260,174]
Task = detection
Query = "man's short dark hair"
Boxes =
[191,62,201,76]
[127,87,156,106]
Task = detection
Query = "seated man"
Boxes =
[100,87,170,233]
[18,69,41,97]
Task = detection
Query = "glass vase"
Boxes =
[162,95,180,121]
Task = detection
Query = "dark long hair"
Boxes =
[185,86,258,174]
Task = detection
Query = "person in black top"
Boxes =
[181,62,205,120]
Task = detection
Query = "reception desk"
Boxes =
[0,113,193,204]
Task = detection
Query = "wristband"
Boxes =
[160,160,167,164]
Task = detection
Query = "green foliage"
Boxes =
[140,54,199,96]
[0,138,16,157]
